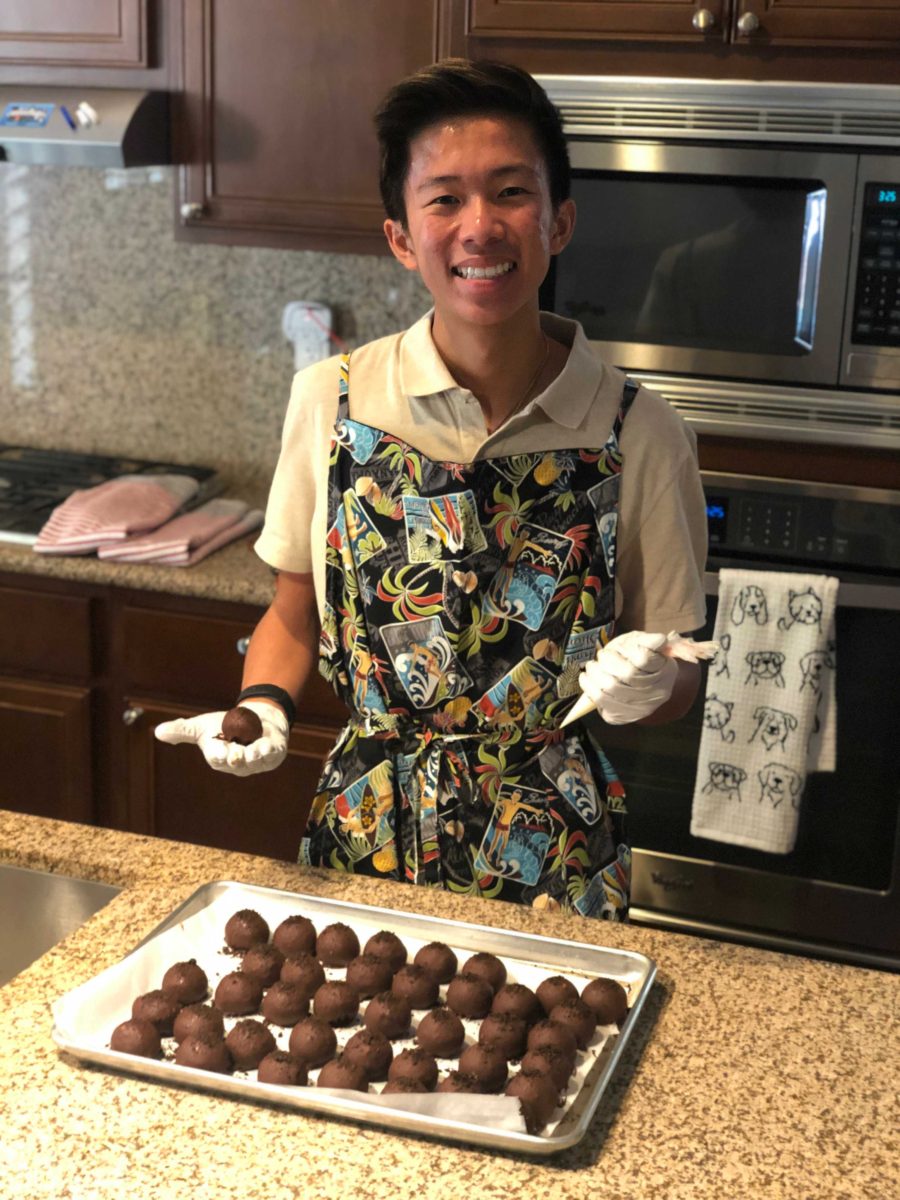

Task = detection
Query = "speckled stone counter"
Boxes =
[0,532,275,607]
[1,812,896,1200]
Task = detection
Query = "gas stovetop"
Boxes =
[0,445,222,545]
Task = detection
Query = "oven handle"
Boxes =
[703,571,900,611]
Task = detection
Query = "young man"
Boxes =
[157,60,707,919]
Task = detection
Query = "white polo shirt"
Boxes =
[255,311,708,635]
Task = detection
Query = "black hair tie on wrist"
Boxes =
[236,684,296,728]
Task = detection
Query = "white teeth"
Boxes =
[453,262,515,279]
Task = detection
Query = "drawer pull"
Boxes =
[122,706,144,726]
[236,636,251,656]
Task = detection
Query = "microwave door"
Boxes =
[556,142,857,387]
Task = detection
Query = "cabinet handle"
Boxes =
[122,706,145,726]
[736,10,760,35]
[236,636,250,656]
[692,8,716,32]
[180,202,205,222]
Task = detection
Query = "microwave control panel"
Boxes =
[852,182,900,346]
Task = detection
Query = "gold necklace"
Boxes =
[507,333,550,422]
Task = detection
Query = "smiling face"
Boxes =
[383,115,575,334]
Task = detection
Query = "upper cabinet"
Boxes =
[175,0,452,254]
[464,0,900,47]
[0,0,149,68]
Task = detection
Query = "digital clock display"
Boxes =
[706,497,728,544]
[866,182,900,208]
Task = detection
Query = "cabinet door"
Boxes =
[0,0,148,67]
[0,679,93,823]
[733,0,900,47]
[123,698,335,861]
[467,0,727,42]
[176,0,447,252]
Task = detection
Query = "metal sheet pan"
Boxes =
[52,880,656,1156]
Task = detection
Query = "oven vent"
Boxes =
[539,77,900,147]
[630,374,900,450]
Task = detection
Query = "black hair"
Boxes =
[374,58,571,225]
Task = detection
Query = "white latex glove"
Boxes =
[154,700,289,777]
[577,630,679,726]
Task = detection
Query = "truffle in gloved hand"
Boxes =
[154,700,288,776]
[561,630,720,728]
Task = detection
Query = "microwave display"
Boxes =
[553,172,823,358]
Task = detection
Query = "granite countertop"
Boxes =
[1,811,896,1200]
[0,533,276,608]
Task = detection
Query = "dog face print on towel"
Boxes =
[701,761,746,801]
[777,587,824,632]
[703,696,736,742]
[731,585,769,626]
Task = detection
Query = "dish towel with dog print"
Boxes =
[690,568,838,854]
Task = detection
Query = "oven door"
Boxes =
[595,571,900,970]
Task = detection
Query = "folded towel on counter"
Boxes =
[153,507,263,566]
[97,498,254,563]
[690,568,838,854]
[33,474,199,555]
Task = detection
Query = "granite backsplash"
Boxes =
[0,163,431,498]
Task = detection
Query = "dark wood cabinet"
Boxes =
[175,0,454,253]
[0,0,149,68]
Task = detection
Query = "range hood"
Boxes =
[0,86,169,168]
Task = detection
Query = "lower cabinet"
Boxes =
[122,699,333,862]
[0,677,93,823]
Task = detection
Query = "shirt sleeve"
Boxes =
[254,355,340,575]
[614,388,709,636]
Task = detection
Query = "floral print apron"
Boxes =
[300,355,637,920]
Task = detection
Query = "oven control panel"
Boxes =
[703,474,899,573]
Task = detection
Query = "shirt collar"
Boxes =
[398,310,604,432]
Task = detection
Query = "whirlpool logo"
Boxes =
[651,871,695,893]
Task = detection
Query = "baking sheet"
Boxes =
[52,880,656,1155]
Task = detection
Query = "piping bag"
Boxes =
[559,631,720,729]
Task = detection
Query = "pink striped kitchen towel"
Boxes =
[154,506,263,566]
[34,475,199,555]
[98,498,258,564]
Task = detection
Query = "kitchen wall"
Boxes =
[0,164,431,499]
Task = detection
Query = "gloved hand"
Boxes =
[577,630,679,726]
[154,700,289,777]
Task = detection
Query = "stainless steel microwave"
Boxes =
[537,77,900,450]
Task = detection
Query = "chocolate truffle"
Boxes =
[312,979,360,1026]
[363,929,408,972]
[536,975,579,1016]
[437,1071,482,1094]
[316,922,360,967]
[261,980,309,1027]
[174,1035,232,1074]
[346,953,394,999]
[461,952,506,992]
[363,991,412,1039]
[581,977,628,1026]
[110,1018,162,1059]
[519,1046,573,1091]
[381,1079,428,1095]
[132,989,181,1036]
[173,1003,225,1045]
[548,999,597,1050]
[257,1050,307,1086]
[161,959,208,1005]
[342,1029,393,1082]
[220,705,263,745]
[505,1070,559,1133]
[288,1016,337,1068]
[272,914,317,958]
[491,983,542,1026]
[224,908,270,951]
[413,941,458,984]
[478,1012,528,1059]
[415,1007,466,1058]
[280,953,326,999]
[241,943,285,987]
[458,1043,508,1093]
[391,964,439,1009]
[225,1018,277,1070]
[446,972,493,1020]
[526,1020,578,1071]
[214,971,263,1017]
[387,1048,438,1091]
[317,1057,369,1092]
